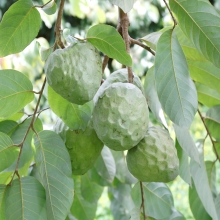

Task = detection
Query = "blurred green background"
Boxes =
[0,0,220,219]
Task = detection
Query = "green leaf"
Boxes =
[175,26,207,62]
[86,24,132,66]
[108,0,136,13]
[131,182,173,219]
[0,185,6,219]
[0,70,34,119]
[190,140,218,220]
[188,60,220,93]
[0,0,41,57]
[205,161,217,197]
[48,86,93,131]
[129,208,144,220]
[81,173,103,203]
[34,130,74,220]
[41,0,57,15]
[0,120,18,135]
[93,146,116,185]
[0,171,13,185]
[111,150,137,185]
[36,41,54,61]
[189,181,212,220]
[155,29,197,128]
[215,194,220,219]
[144,66,168,127]
[71,177,97,220]
[174,124,200,164]
[140,27,171,51]
[196,83,220,107]
[205,105,220,142]
[170,0,220,68]
[5,176,47,220]
[109,179,135,220]
[175,140,191,186]
[0,132,18,172]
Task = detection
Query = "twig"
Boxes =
[102,55,109,74]
[118,8,133,83]
[55,0,66,49]
[162,0,177,28]
[130,37,155,56]
[198,109,220,161]
[8,0,66,185]
[35,0,53,8]
[140,182,147,219]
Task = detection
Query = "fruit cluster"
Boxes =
[45,41,179,182]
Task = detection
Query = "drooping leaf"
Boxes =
[109,179,135,220]
[144,66,168,128]
[41,0,57,15]
[0,0,41,57]
[196,83,220,107]
[111,150,137,185]
[0,132,18,172]
[93,146,116,185]
[71,177,97,220]
[86,24,132,66]
[48,86,93,131]
[34,130,74,220]
[205,105,220,142]
[131,182,173,219]
[170,0,220,68]
[81,173,103,204]
[0,70,34,119]
[175,139,191,186]
[175,26,207,62]
[5,176,47,220]
[174,124,200,164]
[190,140,218,220]
[155,29,197,128]
[0,185,6,219]
[188,60,220,93]
[108,0,136,13]
[189,181,212,220]
[0,120,18,136]
[205,161,217,197]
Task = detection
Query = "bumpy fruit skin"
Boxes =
[44,41,102,105]
[126,126,179,183]
[93,68,144,105]
[54,119,103,175]
[93,82,149,151]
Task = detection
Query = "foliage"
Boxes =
[0,0,220,220]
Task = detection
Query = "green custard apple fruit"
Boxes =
[44,41,102,105]
[92,82,149,151]
[126,126,179,182]
[54,119,103,175]
[93,68,144,104]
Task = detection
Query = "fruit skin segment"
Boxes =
[126,126,179,183]
[44,41,102,105]
[54,119,103,175]
[92,82,149,151]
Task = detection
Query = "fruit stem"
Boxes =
[118,8,133,83]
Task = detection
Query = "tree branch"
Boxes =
[130,37,155,56]
[198,109,220,161]
[140,181,147,219]
[118,8,133,83]
[162,0,177,28]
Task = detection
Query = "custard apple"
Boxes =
[126,126,179,182]
[92,82,149,151]
[94,68,144,105]
[54,119,103,175]
[44,41,102,105]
